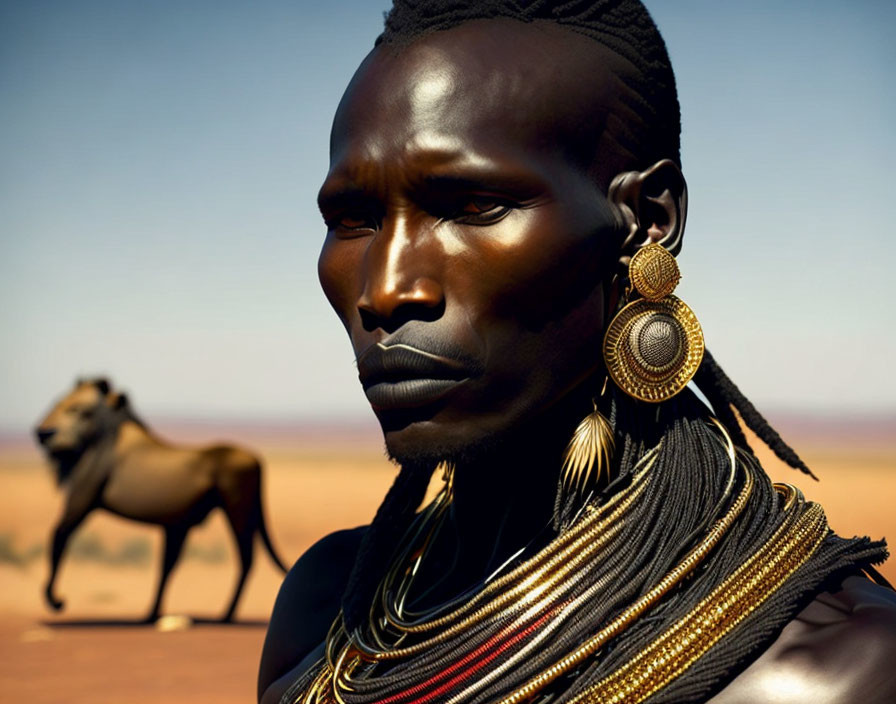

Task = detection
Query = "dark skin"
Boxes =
[259,18,896,704]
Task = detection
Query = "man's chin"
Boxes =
[382,424,462,468]
[380,414,520,470]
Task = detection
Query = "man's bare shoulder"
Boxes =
[258,526,367,704]
[710,576,896,704]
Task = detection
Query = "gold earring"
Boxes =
[603,243,704,403]
[555,379,615,529]
[560,378,615,497]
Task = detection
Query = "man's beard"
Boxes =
[381,408,570,474]
[384,427,512,471]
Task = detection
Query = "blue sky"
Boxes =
[2,1,894,429]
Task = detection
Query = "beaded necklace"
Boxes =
[291,422,829,704]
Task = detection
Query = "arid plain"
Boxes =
[0,418,893,703]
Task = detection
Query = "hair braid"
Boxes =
[692,354,753,453]
[695,349,817,480]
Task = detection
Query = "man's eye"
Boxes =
[455,197,513,225]
[326,213,378,235]
[340,216,374,229]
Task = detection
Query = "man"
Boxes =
[259,2,896,702]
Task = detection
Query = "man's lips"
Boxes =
[357,342,473,410]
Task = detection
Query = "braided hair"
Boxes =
[694,349,818,479]
[377,0,681,170]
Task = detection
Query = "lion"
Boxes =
[34,378,288,622]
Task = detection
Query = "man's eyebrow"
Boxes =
[317,155,549,211]
[418,169,546,198]
[317,181,369,212]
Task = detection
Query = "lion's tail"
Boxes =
[257,495,289,573]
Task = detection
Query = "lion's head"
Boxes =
[34,378,130,484]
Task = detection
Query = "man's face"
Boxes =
[318,20,633,463]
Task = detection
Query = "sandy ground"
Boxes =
[0,422,893,703]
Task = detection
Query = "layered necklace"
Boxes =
[290,421,830,704]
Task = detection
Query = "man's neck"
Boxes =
[413,401,588,605]
[449,442,559,569]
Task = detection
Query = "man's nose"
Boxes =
[357,221,444,333]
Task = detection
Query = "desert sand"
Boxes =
[0,420,892,703]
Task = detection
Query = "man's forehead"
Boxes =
[330,18,639,177]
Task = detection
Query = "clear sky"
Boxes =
[2,1,894,430]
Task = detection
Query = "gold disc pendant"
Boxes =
[603,295,704,403]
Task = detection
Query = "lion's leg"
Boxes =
[45,518,82,611]
[147,524,189,622]
[221,506,257,622]
[45,489,96,612]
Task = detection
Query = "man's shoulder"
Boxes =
[271,525,368,623]
[258,526,368,704]
[710,576,896,703]
[286,526,368,581]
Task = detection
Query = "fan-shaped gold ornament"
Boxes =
[604,244,704,403]
[560,401,615,497]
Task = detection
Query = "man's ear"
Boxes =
[607,159,688,264]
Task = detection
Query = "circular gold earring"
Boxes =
[603,243,704,403]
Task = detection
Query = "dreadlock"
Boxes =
[694,348,818,479]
